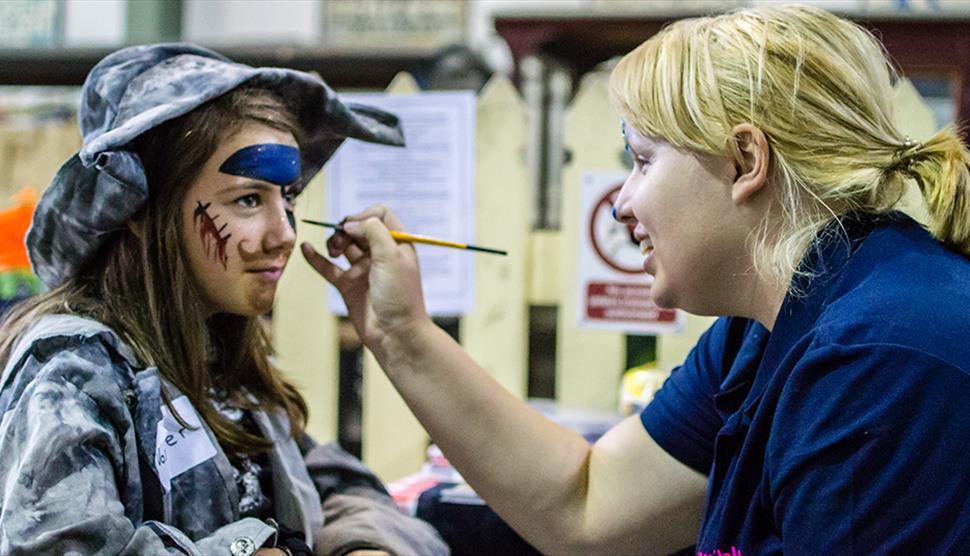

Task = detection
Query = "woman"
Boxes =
[0,44,447,556]
[306,5,970,554]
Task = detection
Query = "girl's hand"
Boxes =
[301,205,430,352]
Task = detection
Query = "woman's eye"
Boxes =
[235,193,260,208]
[635,157,651,174]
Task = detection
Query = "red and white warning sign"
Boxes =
[577,172,682,333]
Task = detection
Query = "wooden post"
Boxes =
[355,72,430,482]
[556,70,626,411]
[459,74,530,397]
[553,70,716,406]
[357,72,532,481]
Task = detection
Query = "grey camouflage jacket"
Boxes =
[0,315,448,556]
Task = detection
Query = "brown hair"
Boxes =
[0,86,308,456]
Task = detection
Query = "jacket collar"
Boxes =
[742,211,895,413]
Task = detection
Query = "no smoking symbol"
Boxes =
[588,183,642,274]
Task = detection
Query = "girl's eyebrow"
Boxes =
[220,181,277,193]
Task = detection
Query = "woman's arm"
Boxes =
[368,319,706,554]
[302,207,707,554]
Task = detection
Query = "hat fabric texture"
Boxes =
[28,42,405,288]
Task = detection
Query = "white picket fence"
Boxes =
[273,70,715,481]
[0,69,936,484]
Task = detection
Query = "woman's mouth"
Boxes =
[639,237,654,255]
[640,237,656,274]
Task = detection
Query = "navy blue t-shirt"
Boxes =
[643,213,970,555]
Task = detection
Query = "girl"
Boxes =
[0,44,447,556]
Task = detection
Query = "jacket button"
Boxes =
[229,537,257,556]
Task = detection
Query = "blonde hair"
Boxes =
[609,4,970,291]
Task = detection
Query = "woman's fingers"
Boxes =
[345,204,405,232]
[327,229,361,258]
[301,242,343,284]
[302,241,371,286]
[343,242,367,265]
[342,217,399,261]
[326,204,409,261]
[321,205,409,271]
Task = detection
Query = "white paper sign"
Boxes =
[327,91,476,316]
[154,396,217,492]
[577,171,683,334]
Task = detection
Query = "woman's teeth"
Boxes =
[640,238,654,255]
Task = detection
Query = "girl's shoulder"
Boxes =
[1,314,142,411]
[7,314,140,368]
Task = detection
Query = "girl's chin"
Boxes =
[212,295,275,317]
[245,289,277,315]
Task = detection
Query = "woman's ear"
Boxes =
[731,123,770,205]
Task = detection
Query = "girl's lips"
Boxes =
[248,268,283,282]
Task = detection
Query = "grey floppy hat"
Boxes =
[27,42,405,288]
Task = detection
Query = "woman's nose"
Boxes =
[613,177,636,223]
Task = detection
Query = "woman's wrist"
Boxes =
[373,316,438,374]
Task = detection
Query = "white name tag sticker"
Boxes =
[155,395,217,492]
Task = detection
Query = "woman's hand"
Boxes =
[301,205,430,353]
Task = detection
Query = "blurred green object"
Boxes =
[0,269,40,300]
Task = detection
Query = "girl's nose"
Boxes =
[264,205,296,253]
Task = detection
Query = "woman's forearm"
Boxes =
[371,319,597,552]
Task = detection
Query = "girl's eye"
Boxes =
[282,187,297,205]
[236,193,260,208]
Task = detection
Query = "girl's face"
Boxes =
[613,124,749,315]
[181,124,299,317]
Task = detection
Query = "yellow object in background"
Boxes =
[619,363,669,416]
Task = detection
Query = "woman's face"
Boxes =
[180,123,299,317]
[613,124,748,315]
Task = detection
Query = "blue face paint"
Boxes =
[219,144,301,186]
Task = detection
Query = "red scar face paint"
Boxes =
[181,124,299,317]
[193,201,232,269]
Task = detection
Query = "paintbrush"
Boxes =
[301,219,508,256]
